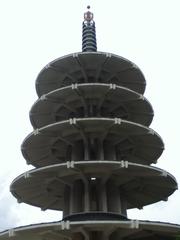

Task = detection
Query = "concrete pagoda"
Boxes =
[0,6,180,240]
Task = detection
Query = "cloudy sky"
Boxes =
[0,0,180,231]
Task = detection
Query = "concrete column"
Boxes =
[97,180,107,212]
[84,179,90,212]
[120,194,127,217]
[98,140,104,160]
[63,185,70,217]
[107,180,121,213]
[70,180,84,214]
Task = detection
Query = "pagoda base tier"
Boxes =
[1,220,180,240]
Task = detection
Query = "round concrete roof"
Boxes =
[30,83,153,129]
[35,52,146,97]
[1,219,180,240]
[22,118,164,167]
[10,161,177,211]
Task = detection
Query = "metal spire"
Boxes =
[82,6,97,52]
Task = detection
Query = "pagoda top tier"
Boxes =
[35,52,146,97]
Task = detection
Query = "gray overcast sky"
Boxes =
[0,0,180,231]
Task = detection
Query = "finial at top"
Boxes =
[84,5,94,22]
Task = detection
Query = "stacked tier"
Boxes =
[1,52,180,240]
